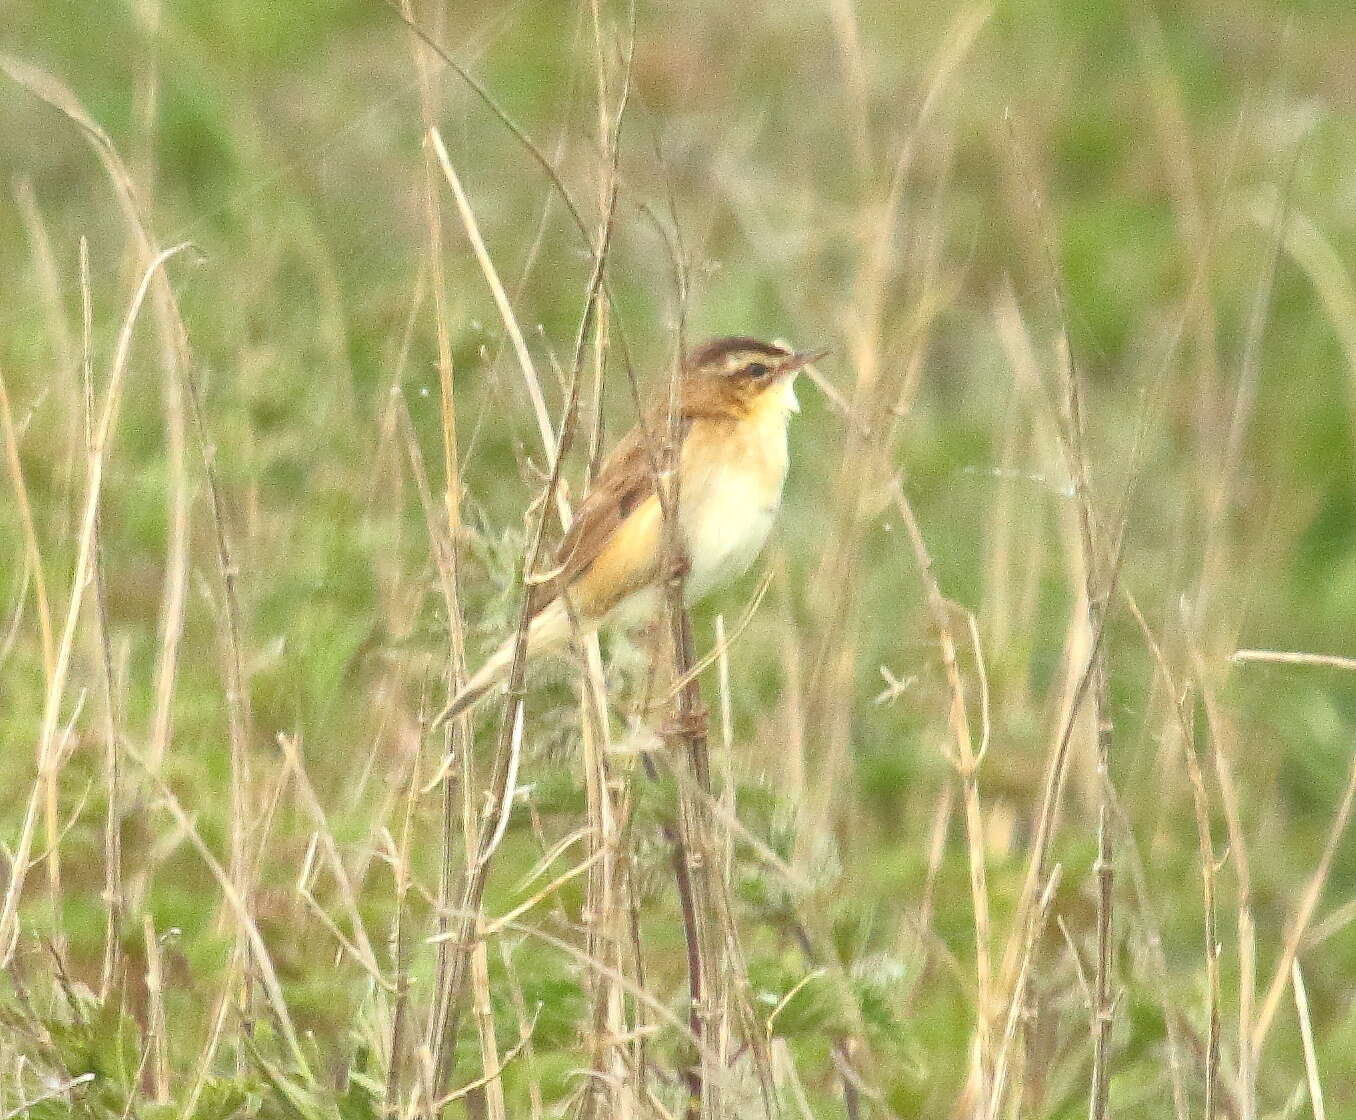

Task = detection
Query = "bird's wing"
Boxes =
[527,418,681,620]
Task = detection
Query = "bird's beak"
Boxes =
[778,346,831,375]
[772,347,828,415]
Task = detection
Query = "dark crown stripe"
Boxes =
[685,335,789,367]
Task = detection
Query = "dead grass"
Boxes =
[3,1,1356,1118]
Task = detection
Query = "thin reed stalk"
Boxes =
[893,482,994,1105]
[78,237,123,1000]
[0,242,188,967]
[425,121,619,1098]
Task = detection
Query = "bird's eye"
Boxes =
[743,362,770,379]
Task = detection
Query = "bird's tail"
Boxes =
[434,599,577,725]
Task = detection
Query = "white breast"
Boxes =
[679,385,794,604]
[682,470,778,602]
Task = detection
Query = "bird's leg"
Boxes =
[662,703,710,741]
[663,547,691,584]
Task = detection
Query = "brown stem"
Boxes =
[427,108,623,1099]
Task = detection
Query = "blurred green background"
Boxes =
[4,0,1356,1115]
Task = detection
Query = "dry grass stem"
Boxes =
[3,10,1351,1120]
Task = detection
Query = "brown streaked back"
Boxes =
[526,422,668,619]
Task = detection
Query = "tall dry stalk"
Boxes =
[6,8,1355,1120]
[78,237,124,1000]
[0,240,188,967]
[1052,339,1118,1120]
[424,118,619,1097]
[398,3,478,1103]
[894,484,994,1105]
[576,14,635,1115]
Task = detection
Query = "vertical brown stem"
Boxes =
[80,239,122,1000]
[427,125,620,1099]
[635,607,715,1120]
[142,914,169,1103]
[666,612,723,1120]
[1055,345,1116,1120]
[640,741,707,1120]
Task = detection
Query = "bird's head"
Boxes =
[679,336,829,420]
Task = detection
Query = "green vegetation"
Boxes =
[4,0,1356,1116]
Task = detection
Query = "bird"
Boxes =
[436,335,826,722]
